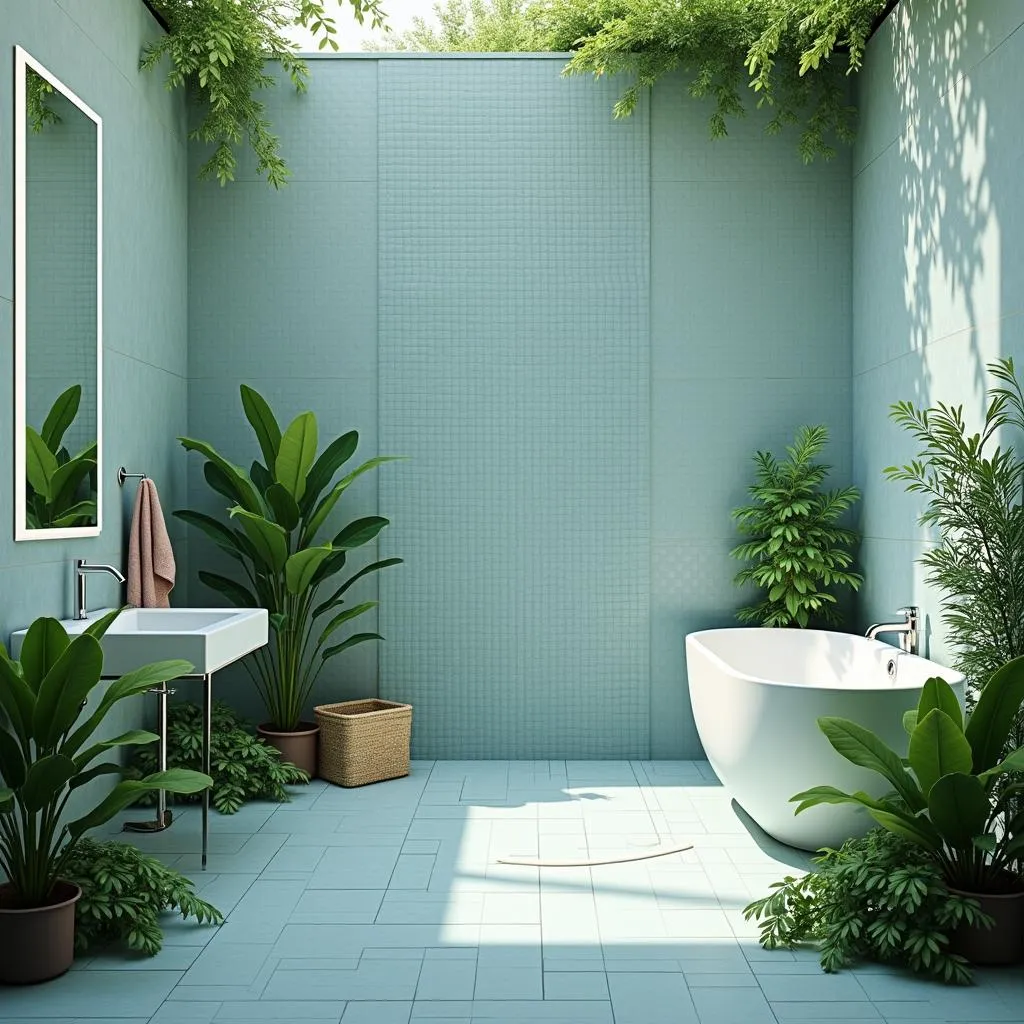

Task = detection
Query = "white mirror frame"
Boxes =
[14,46,103,541]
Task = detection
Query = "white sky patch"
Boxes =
[283,0,435,51]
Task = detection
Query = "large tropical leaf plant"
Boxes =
[176,385,402,732]
[792,658,1024,893]
[0,610,212,908]
[25,384,98,530]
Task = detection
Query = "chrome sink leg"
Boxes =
[123,683,175,833]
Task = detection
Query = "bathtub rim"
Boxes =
[685,626,965,693]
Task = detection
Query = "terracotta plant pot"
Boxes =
[257,721,320,777]
[0,881,81,984]
[949,887,1024,965]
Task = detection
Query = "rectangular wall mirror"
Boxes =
[14,46,102,540]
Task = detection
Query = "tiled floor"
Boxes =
[3,760,1023,1023]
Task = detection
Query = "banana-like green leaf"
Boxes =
[52,500,97,528]
[32,633,105,749]
[908,708,973,797]
[318,602,377,648]
[84,607,123,641]
[25,426,58,500]
[965,655,1024,773]
[40,385,81,451]
[302,480,345,544]
[790,785,887,816]
[265,482,301,532]
[301,430,358,513]
[68,761,124,791]
[334,516,389,551]
[230,508,288,573]
[18,616,70,692]
[0,654,35,742]
[73,729,160,770]
[974,833,998,855]
[336,455,405,494]
[322,631,384,661]
[903,709,918,735]
[198,570,258,608]
[918,676,963,730]
[203,460,240,504]
[250,460,274,496]
[286,545,334,596]
[817,716,926,811]
[928,772,989,847]
[63,660,194,757]
[309,549,347,589]
[178,437,262,513]
[0,787,14,811]
[240,384,282,469]
[868,808,943,852]
[67,769,213,838]
[980,745,1024,782]
[311,558,403,620]
[21,754,77,812]
[49,457,95,514]
[275,412,318,502]
[0,728,28,789]
[173,510,248,561]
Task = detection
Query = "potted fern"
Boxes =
[176,385,402,775]
[0,611,212,984]
[731,424,862,627]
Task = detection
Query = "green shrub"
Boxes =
[743,828,991,984]
[65,839,222,956]
[129,701,308,814]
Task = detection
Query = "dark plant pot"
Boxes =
[949,887,1024,965]
[0,881,81,984]
[258,721,319,778]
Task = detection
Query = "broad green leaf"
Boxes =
[49,458,95,515]
[908,708,973,796]
[0,653,36,742]
[203,460,240,504]
[286,545,333,595]
[0,728,28,789]
[980,745,1024,782]
[21,754,77,812]
[84,607,123,641]
[0,787,13,811]
[25,426,58,500]
[309,549,348,588]
[73,730,160,770]
[903,709,918,735]
[40,385,81,451]
[868,808,942,852]
[322,631,384,661]
[302,480,345,544]
[230,508,288,573]
[173,510,248,561]
[240,384,281,469]
[67,769,212,838]
[790,785,886,816]
[275,411,318,501]
[301,430,358,512]
[973,833,999,855]
[918,676,963,729]
[52,500,97,527]
[18,616,69,692]
[318,602,377,648]
[928,772,989,847]
[334,516,389,550]
[178,436,262,513]
[965,655,1024,772]
[265,482,301,531]
[817,716,926,811]
[68,761,124,790]
[335,455,404,495]
[198,571,257,608]
[312,558,403,619]
[32,633,104,748]
[250,460,274,496]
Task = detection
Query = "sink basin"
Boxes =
[11,607,269,677]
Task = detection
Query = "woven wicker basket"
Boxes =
[314,699,412,787]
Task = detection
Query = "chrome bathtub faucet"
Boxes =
[74,558,126,620]
[866,605,919,656]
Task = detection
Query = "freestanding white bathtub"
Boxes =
[686,628,965,851]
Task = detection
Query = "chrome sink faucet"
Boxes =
[866,605,919,655]
[74,558,126,620]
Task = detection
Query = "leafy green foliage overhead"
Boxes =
[371,0,546,51]
[731,424,862,628]
[66,839,222,956]
[886,358,1024,730]
[744,828,990,984]
[129,701,308,814]
[145,1,386,186]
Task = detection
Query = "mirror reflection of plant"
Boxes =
[26,68,60,133]
[792,663,1024,894]
[25,385,98,529]
[143,0,386,187]
[128,701,308,814]
[0,610,213,908]
[887,358,1024,730]
[175,385,403,732]
[744,828,991,984]
[731,424,862,627]
[65,839,222,956]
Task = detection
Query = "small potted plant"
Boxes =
[176,385,403,776]
[793,658,1024,964]
[0,611,212,983]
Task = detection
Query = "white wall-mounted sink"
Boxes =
[11,607,269,677]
